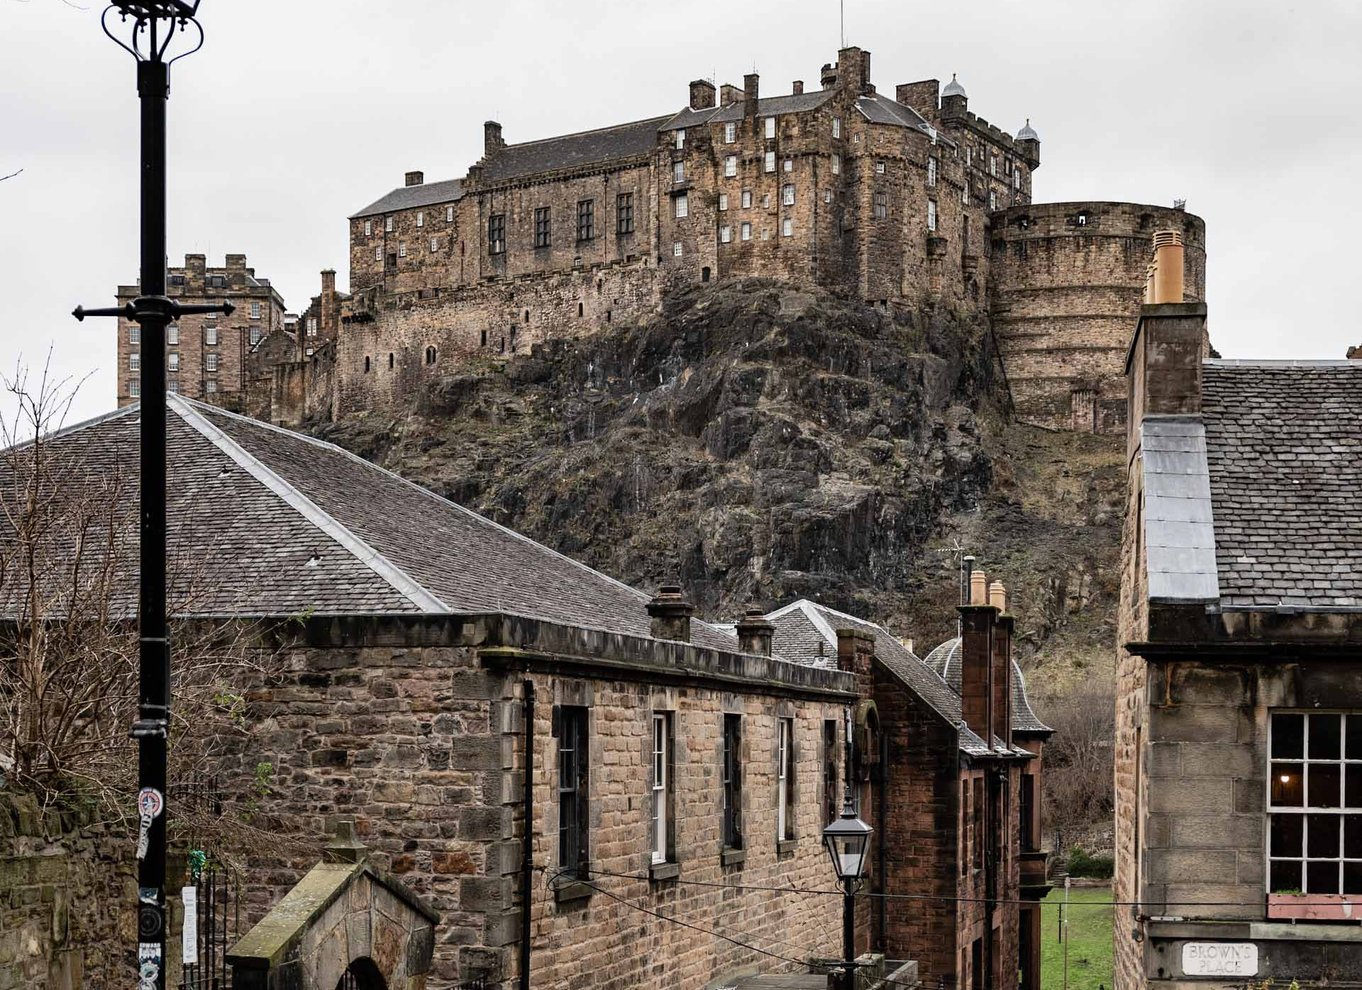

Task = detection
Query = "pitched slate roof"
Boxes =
[350,178,465,220]
[855,94,936,139]
[481,116,671,184]
[662,90,836,131]
[1201,360,1362,610]
[923,637,1052,736]
[0,397,739,649]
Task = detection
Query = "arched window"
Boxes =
[424,346,437,365]
[701,266,711,283]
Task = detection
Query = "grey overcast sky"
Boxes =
[2,0,1360,428]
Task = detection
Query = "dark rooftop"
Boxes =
[350,178,465,220]
[481,115,671,184]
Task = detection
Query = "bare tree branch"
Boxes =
[0,170,22,183]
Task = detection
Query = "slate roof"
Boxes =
[481,116,671,184]
[0,397,740,650]
[855,95,937,139]
[661,90,836,131]
[922,638,1052,735]
[1200,360,1362,610]
[350,178,465,220]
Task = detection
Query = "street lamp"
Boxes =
[72,4,227,990]
[823,711,873,990]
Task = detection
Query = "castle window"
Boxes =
[205,380,217,394]
[167,352,179,373]
[764,116,776,140]
[782,218,793,237]
[724,122,737,144]
[783,158,793,173]
[722,714,743,850]
[205,353,218,373]
[488,214,506,255]
[577,199,595,242]
[777,718,795,843]
[129,325,140,345]
[675,128,686,150]
[480,329,487,347]
[424,346,437,365]
[429,237,439,252]
[672,242,683,257]
[388,353,394,369]
[928,157,938,187]
[416,211,424,228]
[616,194,634,235]
[824,190,832,203]
[167,378,180,394]
[578,302,584,317]
[1076,212,1089,227]
[129,378,140,397]
[534,207,551,248]
[990,155,999,177]
[385,216,394,233]
[740,222,751,241]
[725,155,737,177]
[764,151,776,173]
[375,245,382,262]
[927,199,938,231]
[363,219,372,237]
[719,193,729,212]
[398,242,408,258]
[651,712,673,865]
[741,190,753,209]
[962,182,969,206]
[210,275,225,288]
[831,154,840,175]
[874,192,888,219]
[167,324,179,345]
[204,325,217,346]
[305,318,316,338]
[673,160,685,184]
[364,356,371,372]
[875,161,886,174]
[129,353,140,372]
[989,189,998,211]
[674,194,689,219]
[250,327,262,346]
[558,705,590,879]
[832,116,841,139]
[782,183,795,206]
[720,225,732,244]
[823,720,839,827]
[701,267,710,282]
[1014,170,1022,191]
[446,206,455,222]
[251,302,262,320]
[524,310,530,323]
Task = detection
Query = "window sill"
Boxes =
[721,847,746,868]
[776,839,797,857]
[552,880,593,905]
[649,861,681,882]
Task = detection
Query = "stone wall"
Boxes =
[990,203,1207,433]
[0,793,134,990]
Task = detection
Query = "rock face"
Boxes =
[316,278,1121,674]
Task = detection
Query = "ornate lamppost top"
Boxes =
[103,1,205,65]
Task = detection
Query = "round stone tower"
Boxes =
[989,202,1206,433]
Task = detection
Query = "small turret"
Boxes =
[1016,118,1041,168]
[941,73,968,121]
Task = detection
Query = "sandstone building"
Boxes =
[115,253,287,407]
[1115,243,1362,987]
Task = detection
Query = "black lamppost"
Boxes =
[72,5,229,989]
[823,711,873,990]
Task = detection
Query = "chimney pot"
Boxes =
[1150,230,1185,305]
[988,581,1007,612]
[735,606,776,657]
[970,571,988,606]
[404,171,424,187]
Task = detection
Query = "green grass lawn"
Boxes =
[1041,885,1113,990]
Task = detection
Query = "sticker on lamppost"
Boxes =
[138,942,162,989]
[1182,942,1258,977]
[136,787,164,861]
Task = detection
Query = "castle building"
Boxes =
[1115,239,1362,987]
[115,253,286,407]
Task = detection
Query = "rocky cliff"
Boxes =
[315,279,1122,678]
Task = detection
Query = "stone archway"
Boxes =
[338,957,388,990]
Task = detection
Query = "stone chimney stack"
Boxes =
[185,253,207,289]
[836,627,876,700]
[320,269,337,337]
[647,585,696,643]
[836,47,873,95]
[960,569,996,741]
[225,253,247,287]
[689,79,716,110]
[720,83,743,106]
[404,171,424,187]
[897,80,940,119]
[792,80,804,96]
[484,120,505,157]
[744,72,760,120]
[989,582,1012,742]
[735,608,775,657]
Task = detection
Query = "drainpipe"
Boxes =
[876,730,888,953]
[520,679,535,990]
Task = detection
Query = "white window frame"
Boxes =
[764,151,776,173]
[204,325,217,346]
[782,184,795,207]
[385,216,394,233]
[652,713,670,864]
[741,190,753,209]
[167,379,179,394]
[831,154,841,176]
[129,353,140,372]
[777,718,794,842]
[927,199,938,232]
[725,155,738,178]
[783,158,793,173]
[672,241,683,257]
[205,379,217,394]
[989,189,998,211]
[674,193,689,219]
[251,301,262,320]
[764,116,776,140]
[875,161,886,174]
[416,210,424,228]
[720,225,732,244]
[306,317,317,337]
[430,236,439,252]
[782,219,793,237]
[398,242,407,258]
[129,379,140,397]
[718,193,729,212]
[1014,170,1022,191]
[674,160,685,184]
[928,157,938,188]
[675,128,686,150]
[166,324,179,346]
[375,245,382,261]
[167,352,179,373]
[129,326,141,345]
[446,206,455,222]
[205,353,218,373]
[832,116,841,139]
[740,222,752,241]
[990,155,999,177]
[724,122,737,144]
[363,219,372,236]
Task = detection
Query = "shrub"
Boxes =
[1067,846,1114,879]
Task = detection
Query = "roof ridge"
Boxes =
[1204,359,1362,368]
[169,396,447,613]
[501,114,673,151]
[3,402,140,456]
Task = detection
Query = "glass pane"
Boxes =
[1308,814,1340,857]
[1350,715,1362,760]
[1346,862,1362,896]
[1270,859,1302,894]
[1273,713,1305,759]
[1272,764,1304,806]
[1310,714,1342,760]
[1271,814,1304,857]
[1310,765,1342,808]
[1349,766,1362,809]
[1348,815,1362,859]
[1307,859,1341,895]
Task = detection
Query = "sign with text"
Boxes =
[1182,942,1258,977]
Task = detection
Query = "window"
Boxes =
[971,938,984,990]
[928,156,938,187]
[167,379,179,394]
[129,353,140,372]
[989,189,998,211]
[764,116,776,140]
[674,193,688,219]
[764,151,776,173]
[210,275,225,289]
[364,355,371,373]
[205,380,217,394]
[673,160,685,184]
[167,353,179,373]
[166,324,179,345]
[424,346,437,365]
[672,242,683,257]
[832,116,841,139]
[1269,712,1362,896]
[740,222,751,241]
[398,242,408,258]
[577,199,594,241]
[616,193,634,235]
[205,353,218,373]
[823,720,839,826]
[429,236,439,252]
[927,199,938,232]
[720,225,732,244]
[204,325,217,346]
[250,327,262,346]
[874,192,888,219]
[725,155,738,178]
[305,318,316,337]
[831,154,841,175]
[782,218,793,237]
[741,190,753,209]
[962,182,969,206]
[1014,170,1022,191]
[722,714,743,849]
[875,161,886,174]
[558,706,590,879]
[990,155,999,177]
[385,216,394,233]
[488,214,506,255]
[973,777,984,870]
[416,210,424,228]
[250,302,262,320]
[783,158,793,173]
[388,352,394,369]
[446,206,455,222]
[782,183,795,206]
[724,121,737,144]
[363,219,372,237]
[675,128,686,150]
[777,718,795,842]
[534,207,551,248]
[718,193,729,212]
[129,326,140,345]
[824,189,832,203]
[1020,774,1037,852]
[374,245,382,262]
[652,713,672,864]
